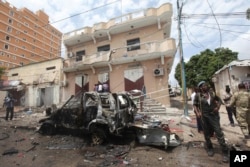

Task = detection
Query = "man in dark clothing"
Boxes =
[3,93,16,121]
[222,86,235,126]
[193,81,229,163]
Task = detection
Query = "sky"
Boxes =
[5,0,250,86]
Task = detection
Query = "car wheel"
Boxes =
[90,126,107,145]
[39,123,55,135]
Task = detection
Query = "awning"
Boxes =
[0,80,25,91]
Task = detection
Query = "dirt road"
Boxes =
[0,98,248,167]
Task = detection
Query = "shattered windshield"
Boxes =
[63,93,82,109]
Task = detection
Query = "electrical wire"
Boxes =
[193,24,250,41]
[1,1,249,72]
[206,0,222,48]
[0,0,122,68]
[181,12,246,19]
[183,19,204,48]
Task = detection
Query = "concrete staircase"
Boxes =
[139,97,182,116]
[142,97,166,112]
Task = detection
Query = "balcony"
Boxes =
[63,38,176,73]
[63,3,172,46]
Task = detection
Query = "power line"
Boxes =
[183,19,204,49]
[206,0,222,48]
[49,0,121,26]
[193,24,250,40]
[183,21,250,27]
[1,0,122,68]
[181,12,246,19]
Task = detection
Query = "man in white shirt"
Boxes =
[191,87,203,133]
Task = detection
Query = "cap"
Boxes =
[198,81,205,88]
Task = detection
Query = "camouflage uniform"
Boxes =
[229,91,250,136]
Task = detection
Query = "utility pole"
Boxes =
[247,8,250,20]
[177,0,190,120]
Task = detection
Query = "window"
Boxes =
[20,62,24,66]
[46,66,56,70]
[6,36,10,41]
[76,50,85,62]
[12,73,18,76]
[4,44,9,50]
[8,19,13,24]
[127,38,140,51]
[7,27,12,32]
[97,44,110,52]
[9,11,14,16]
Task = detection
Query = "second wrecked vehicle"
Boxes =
[39,91,181,148]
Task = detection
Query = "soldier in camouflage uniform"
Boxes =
[227,83,250,138]
[193,81,229,163]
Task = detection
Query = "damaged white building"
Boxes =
[212,59,250,97]
[5,58,65,107]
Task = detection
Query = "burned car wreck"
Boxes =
[39,91,181,149]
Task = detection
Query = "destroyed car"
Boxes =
[39,91,181,149]
[39,91,138,145]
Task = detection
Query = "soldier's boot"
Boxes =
[222,150,229,163]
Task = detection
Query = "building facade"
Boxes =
[213,60,250,97]
[7,57,65,107]
[62,3,176,107]
[0,0,62,79]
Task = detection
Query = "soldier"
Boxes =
[227,83,250,139]
[193,81,229,163]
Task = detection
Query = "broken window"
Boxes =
[127,38,140,51]
[97,44,110,52]
[76,50,85,62]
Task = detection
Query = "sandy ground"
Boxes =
[0,98,249,167]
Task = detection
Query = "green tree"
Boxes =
[174,47,238,88]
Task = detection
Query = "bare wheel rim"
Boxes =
[92,133,104,145]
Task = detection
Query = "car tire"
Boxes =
[39,123,55,135]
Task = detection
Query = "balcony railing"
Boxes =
[63,39,175,72]
[63,3,172,41]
